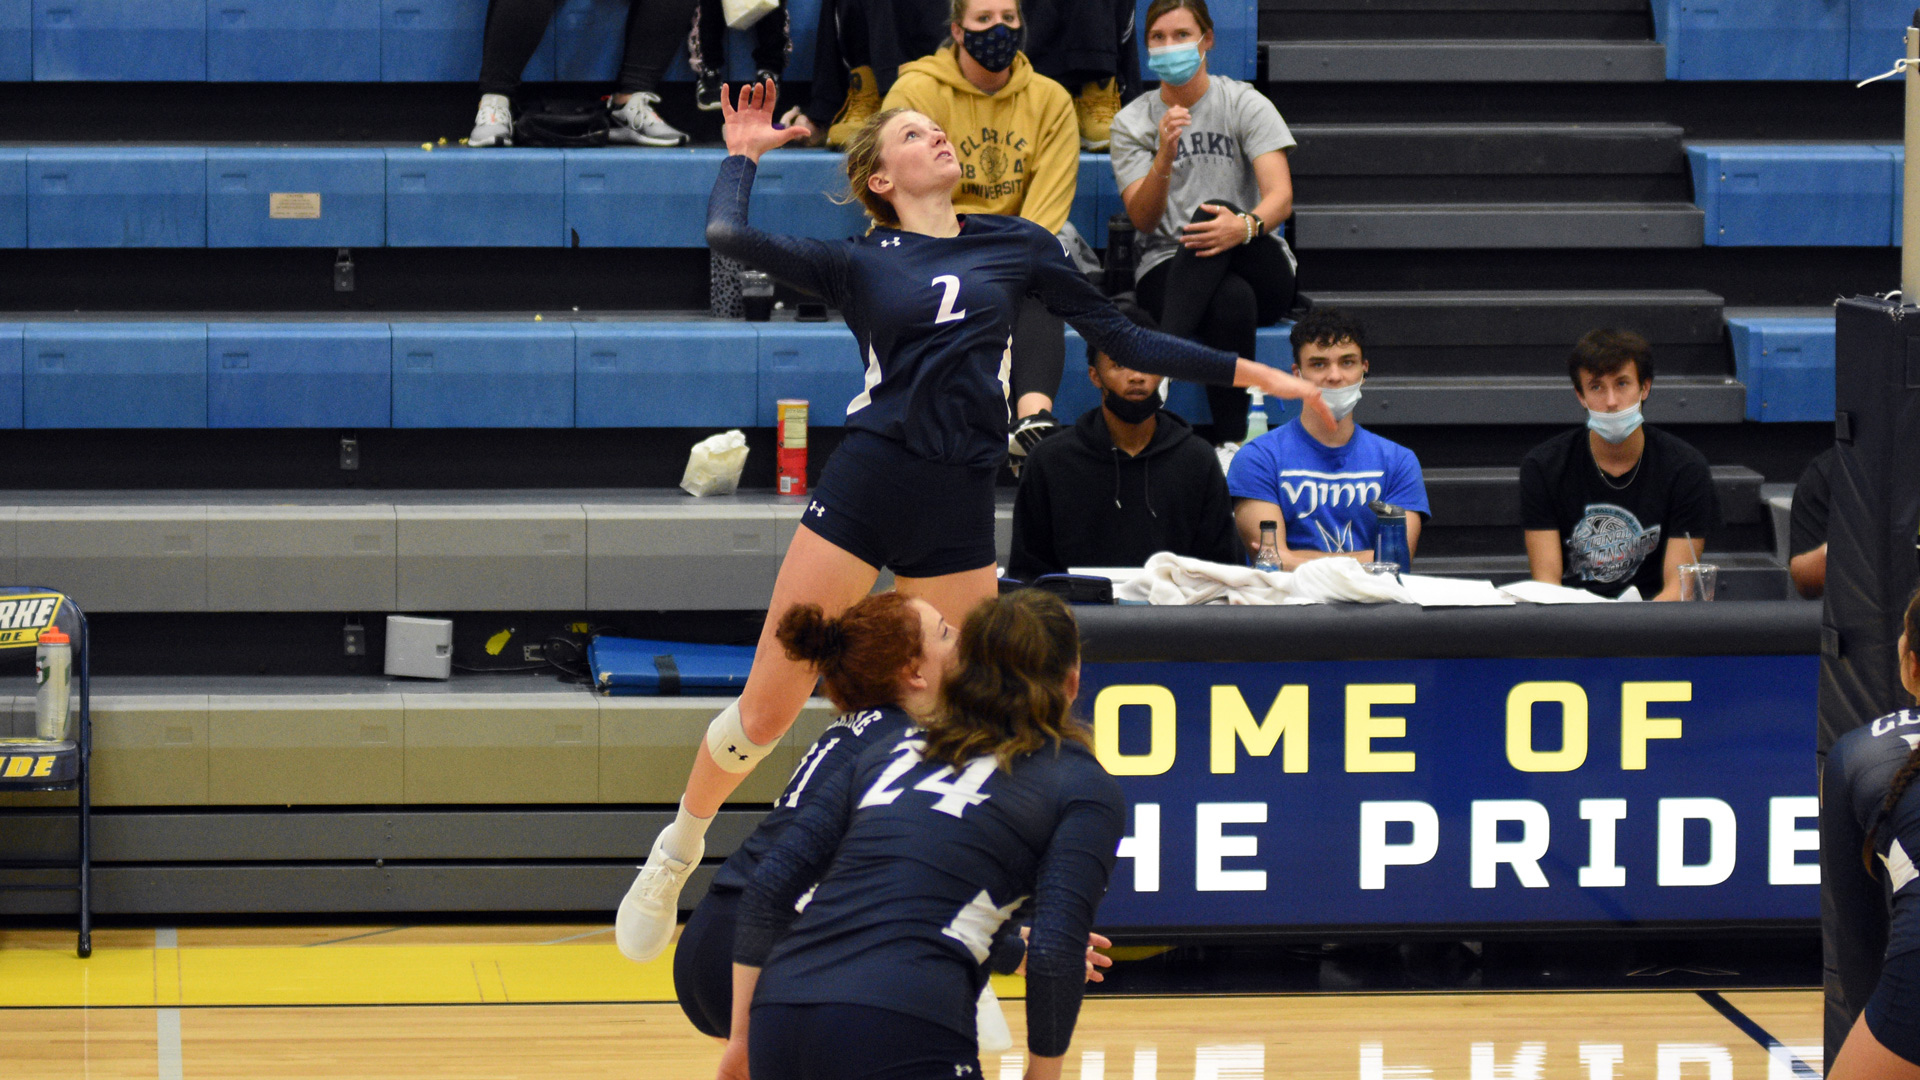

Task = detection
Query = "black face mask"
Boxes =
[1103,388,1159,425]
[961,23,1020,73]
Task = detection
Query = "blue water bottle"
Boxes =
[1370,500,1411,576]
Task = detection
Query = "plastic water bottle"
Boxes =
[1245,389,1269,440]
[1254,520,1282,572]
[1370,500,1411,576]
[35,625,71,742]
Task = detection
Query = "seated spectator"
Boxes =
[1521,329,1717,601]
[1789,446,1835,599]
[1009,303,1241,579]
[1226,309,1428,567]
[1109,0,1297,448]
[787,0,1132,149]
[872,0,1083,463]
[469,0,692,147]
[688,0,790,112]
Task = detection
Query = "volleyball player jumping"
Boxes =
[616,79,1330,961]
[1825,587,1920,1080]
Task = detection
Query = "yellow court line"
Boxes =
[0,939,1029,1009]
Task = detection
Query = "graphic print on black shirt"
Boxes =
[1518,426,1718,599]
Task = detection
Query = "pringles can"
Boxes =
[777,399,808,495]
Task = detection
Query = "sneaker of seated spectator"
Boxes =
[1008,302,1242,580]
[1225,307,1429,570]
[468,0,690,149]
[1520,328,1717,601]
[1073,77,1121,150]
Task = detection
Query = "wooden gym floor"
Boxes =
[0,924,1820,1079]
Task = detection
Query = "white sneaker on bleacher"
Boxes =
[469,94,513,147]
[614,831,702,961]
[608,92,689,147]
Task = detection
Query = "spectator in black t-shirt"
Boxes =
[1520,329,1718,600]
[1009,302,1242,580]
[1789,447,1835,600]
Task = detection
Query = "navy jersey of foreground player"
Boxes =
[676,705,917,1038]
[734,731,1126,1057]
[1826,709,1920,1064]
[708,154,1237,469]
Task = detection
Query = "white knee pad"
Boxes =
[705,700,780,774]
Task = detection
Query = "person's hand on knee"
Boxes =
[1181,203,1244,257]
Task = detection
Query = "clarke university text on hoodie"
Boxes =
[882,48,1081,234]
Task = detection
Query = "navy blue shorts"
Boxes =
[750,1002,982,1080]
[1866,947,1920,1065]
[804,430,999,579]
[673,885,738,1039]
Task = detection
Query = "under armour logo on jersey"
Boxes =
[807,501,826,517]
[952,1066,976,1077]
[881,237,901,248]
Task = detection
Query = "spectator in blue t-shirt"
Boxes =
[1226,308,1428,567]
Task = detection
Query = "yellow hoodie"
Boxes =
[882,48,1079,234]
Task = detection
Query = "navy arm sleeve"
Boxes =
[1023,775,1126,1058]
[706,155,854,308]
[1024,226,1238,386]
[733,749,857,967]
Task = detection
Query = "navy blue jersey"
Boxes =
[708,155,1238,468]
[710,705,918,893]
[734,730,1126,1057]
[1831,711,1920,960]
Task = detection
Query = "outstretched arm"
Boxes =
[705,80,853,306]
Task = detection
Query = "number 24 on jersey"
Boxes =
[860,740,995,818]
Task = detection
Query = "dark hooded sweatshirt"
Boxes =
[1009,404,1244,580]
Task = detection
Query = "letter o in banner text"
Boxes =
[1505,681,1588,772]
[1093,684,1178,776]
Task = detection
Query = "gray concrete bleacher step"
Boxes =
[1295,289,1726,376]
[1260,0,1654,42]
[1265,39,1666,82]
[1289,123,1689,204]
[1292,201,1703,249]
[1355,374,1743,425]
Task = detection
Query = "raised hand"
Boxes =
[1238,361,1336,429]
[721,78,808,163]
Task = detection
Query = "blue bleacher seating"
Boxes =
[207,148,387,248]
[0,325,21,430]
[745,150,871,241]
[1651,0,1848,81]
[1727,317,1835,423]
[0,150,23,248]
[24,322,208,428]
[28,148,207,248]
[0,0,29,80]
[756,322,864,426]
[1851,0,1912,80]
[391,322,576,427]
[576,321,758,427]
[381,0,553,82]
[387,148,565,246]
[1687,145,1895,247]
[32,0,207,81]
[209,0,382,82]
[208,323,393,428]
[566,148,723,248]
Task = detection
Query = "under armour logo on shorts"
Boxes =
[807,501,826,517]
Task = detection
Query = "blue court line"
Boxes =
[1696,990,1819,1078]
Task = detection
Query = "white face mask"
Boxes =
[1320,381,1363,421]
[1586,401,1644,444]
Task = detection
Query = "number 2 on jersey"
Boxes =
[931,275,967,324]
[860,741,995,818]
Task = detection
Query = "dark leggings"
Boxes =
[478,0,692,96]
[673,886,738,1038]
[751,1002,981,1080]
[1011,296,1065,412]
[801,0,948,128]
[1135,201,1296,444]
[690,0,791,77]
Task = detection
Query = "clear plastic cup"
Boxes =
[1678,562,1718,601]
[1363,561,1401,577]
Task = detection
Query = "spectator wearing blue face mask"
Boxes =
[1520,329,1717,601]
[1107,0,1297,449]
[1226,309,1428,568]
